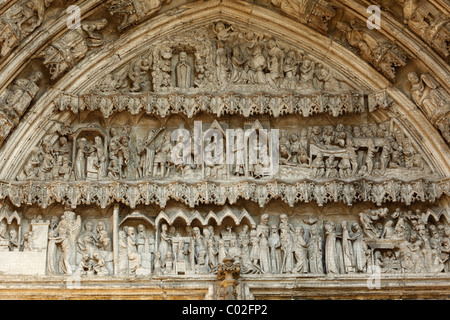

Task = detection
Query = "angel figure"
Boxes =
[212,22,234,42]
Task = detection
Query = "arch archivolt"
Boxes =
[0,0,448,289]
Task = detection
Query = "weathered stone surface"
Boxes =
[0,0,448,300]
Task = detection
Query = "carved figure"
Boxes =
[176,52,192,88]
[292,226,308,273]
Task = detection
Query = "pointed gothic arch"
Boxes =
[0,0,448,299]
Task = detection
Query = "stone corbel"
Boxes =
[217,256,241,300]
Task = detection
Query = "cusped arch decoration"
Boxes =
[119,210,155,227]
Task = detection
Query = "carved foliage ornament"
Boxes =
[54,90,388,118]
[107,0,171,31]
[2,179,449,209]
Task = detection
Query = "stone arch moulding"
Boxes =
[0,0,449,300]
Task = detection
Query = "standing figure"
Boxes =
[365,139,379,175]
[136,224,148,253]
[268,225,282,274]
[118,230,128,275]
[192,227,206,264]
[308,224,323,274]
[206,238,218,272]
[186,226,196,272]
[325,222,339,275]
[250,230,260,267]
[350,222,368,273]
[74,138,88,180]
[158,223,172,263]
[216,41,230,85]
[93,136,106,179]
[256,214,271,273]
[341,221,354,273]
[126,227,141,275]
[176,52,192,88]
[52,225,72,275]
[47,216,59,275]
[279,214,295,273]
[58,211,81,269]
[292,226,308,274]
[153,133,172,177]
[218,239,227,265]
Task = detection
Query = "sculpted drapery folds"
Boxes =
[407,72,450,144]
[0,0,448,301]
[5,207,437,278]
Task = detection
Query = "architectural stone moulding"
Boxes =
[53,90,391,118]
[1,178,448,209]
[336,18,409,82]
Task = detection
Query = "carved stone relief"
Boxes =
[398,0,449,61]
[90,22,358,94]
[407,72,450,144]
[0,205,448,278]
[0,0,53,59]
[0,4,448,301]
[107,0,172,31]
[270,0,336,33]
[16,119,436,182]
[336,18,409,81]
[38,19,108,80]
[0,71,42,145]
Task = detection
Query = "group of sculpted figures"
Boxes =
[18,120,430,182]
[46,211,112,276]
[0,219,33,252]
[96,21,352,93]
[212,22,350,91]
[41,207,449,277]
